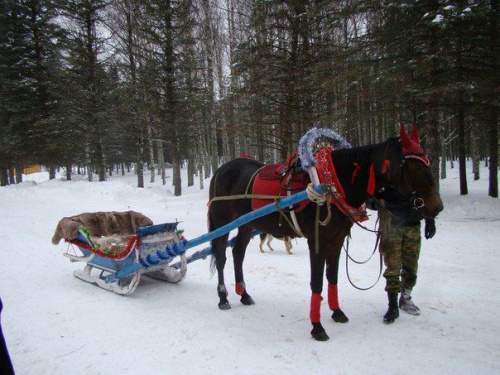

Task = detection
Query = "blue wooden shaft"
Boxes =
[106,184,326,283]
[170,230,261,270]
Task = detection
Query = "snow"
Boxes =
[432,14,444,24]
[1,162,499,375]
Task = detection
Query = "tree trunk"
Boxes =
[0,168,8,186]
[425,26,442,190]
[137,160,144,188]
[15,165,23,184]
[97,141,106,182]
[198,134,205,190]
[8,167,15,184]
[187,148,194,187]
[457,98,468,195]
[66,164,72,181]
[488,0,499,198]
[488,106,498,197]
[148,124,155,183]
[170,133,182,196]
[157,140,166,185]
[440,137,447,180]
[49,166,56,180]
[472,125,480,181]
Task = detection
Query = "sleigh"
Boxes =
[52,129,357,297]
[52,182,327,295]
[53,211,188,295]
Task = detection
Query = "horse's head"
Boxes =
[396,125,444,219]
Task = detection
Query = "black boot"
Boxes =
[383,292,399,324]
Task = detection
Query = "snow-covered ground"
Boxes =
[0,162,498,374]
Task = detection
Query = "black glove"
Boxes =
[375,185,400,202]
[425,219,436,239]
[365,196,382,211]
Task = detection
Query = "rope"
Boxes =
[306,183,332,226]
[306,183,328,205]
[209,193,283,204]
[319,196,332,226]
[208,166,266,206]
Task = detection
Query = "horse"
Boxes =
[207,126,443,341]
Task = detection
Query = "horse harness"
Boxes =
[209,150,371,240]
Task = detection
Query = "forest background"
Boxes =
[0,0,498,197]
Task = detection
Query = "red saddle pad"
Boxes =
[251,164,310,212]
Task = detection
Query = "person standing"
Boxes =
[368,186,436,324]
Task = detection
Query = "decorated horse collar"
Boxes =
[298,128,368,223]
[315,147,369,222]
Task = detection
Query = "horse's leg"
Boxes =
[326,259,349,323]
[212,234,231,310]
[233,226,255,305]
[309,254,329,341]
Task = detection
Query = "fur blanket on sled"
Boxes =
[51,211,153,248]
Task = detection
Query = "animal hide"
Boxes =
[51,210,153,245]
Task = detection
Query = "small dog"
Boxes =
[259,233,293,254]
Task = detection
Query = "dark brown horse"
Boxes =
[208,126,443,341]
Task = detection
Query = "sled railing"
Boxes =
[106,184,328,284]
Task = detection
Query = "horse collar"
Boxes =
[315,147,368,223]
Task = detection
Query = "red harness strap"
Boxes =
[381,160,391,179]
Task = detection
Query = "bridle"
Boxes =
[399,155,438,211]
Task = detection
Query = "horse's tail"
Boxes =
[207,166,221,277]
[207,206,217,277]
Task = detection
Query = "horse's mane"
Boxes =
[332,137,401,167]
[327,137,402,207]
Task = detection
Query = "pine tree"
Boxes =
[61,0,110,181]
[0,0,62,183]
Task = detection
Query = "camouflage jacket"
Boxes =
[375,186,422,228]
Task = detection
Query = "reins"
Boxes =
[343,218,383,291]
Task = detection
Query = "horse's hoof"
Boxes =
[218,302,231,310]
[241,296,255,306]
[311,331,330,341]
[311,323,329,341]
[311,329,329,341]
[332,309,349,323]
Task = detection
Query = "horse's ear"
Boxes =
[410,125,420,144]
[400,124,429,164]
[399,125,412,149]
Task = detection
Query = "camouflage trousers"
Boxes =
[380,224,421,294]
